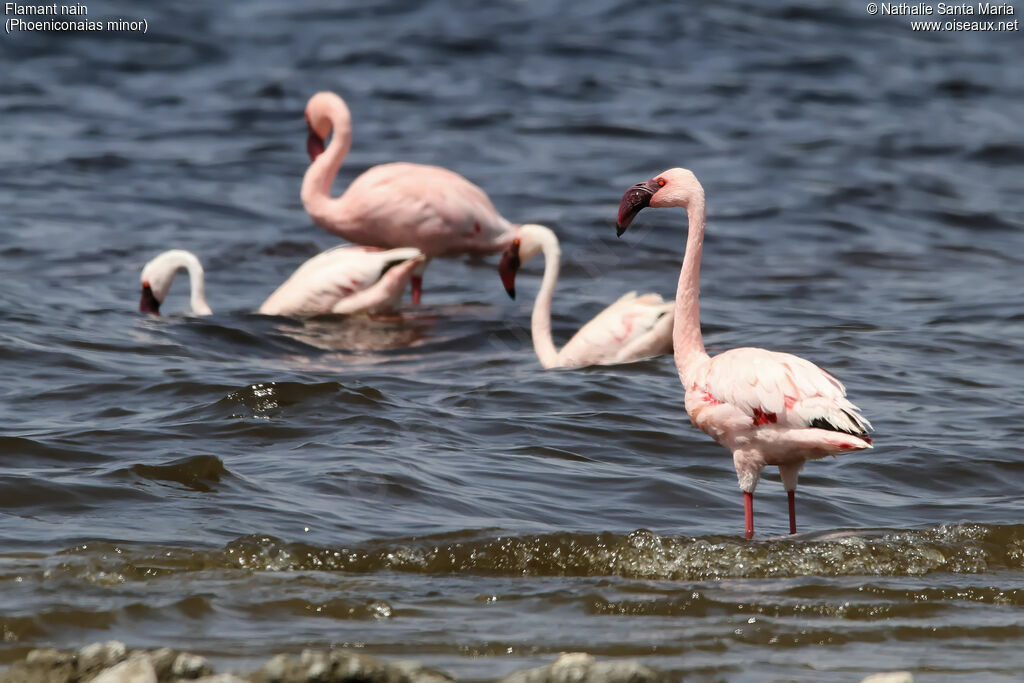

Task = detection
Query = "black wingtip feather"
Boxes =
[810,412,869,437]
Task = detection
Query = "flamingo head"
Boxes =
[616,167,703,235]
[139,255,176,315]
[139,280,161,314]
[138,249,203,315]
[498,238,521,299]
[497,224,554,300]
[304,91,351,161]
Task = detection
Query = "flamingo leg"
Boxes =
[788,490,797,535]
[411,275,422,305]
[744,491,754,539]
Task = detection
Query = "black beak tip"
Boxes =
[139,284,161,315]
[505,287,516,300]
[616,224,627,237]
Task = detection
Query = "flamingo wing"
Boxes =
[700,347,872,435]
[558,292,674,367]
[339,163,514,254]
[258,246,420,316]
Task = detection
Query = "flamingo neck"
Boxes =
[529,229,562,369]
[301,110,352,225]
[188,272,211,315]
[187,263,212,315]
[154,251,211,315]
[674,195,708,385]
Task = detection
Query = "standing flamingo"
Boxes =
[497,224,673,368]
[139,246,424,317]
[615,168,873,539]
[302,91,518,304]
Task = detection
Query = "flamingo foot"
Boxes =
[411,275,422,305]
[744,491,754,539]
[788,490,797,535]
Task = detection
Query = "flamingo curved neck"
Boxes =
[166,253,212,315]
[674,197,708,385]
[153,251,211,315]
[187,263,212,315]
[301,110,353,226]
[529,231,562,369]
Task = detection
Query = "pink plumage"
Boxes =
[617,168,873,539]
[301,91,517,303]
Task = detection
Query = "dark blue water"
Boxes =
[2,1,1024,679]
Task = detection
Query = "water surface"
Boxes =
[2,1,1024,680]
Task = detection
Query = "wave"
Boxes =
[42,524,1024,582]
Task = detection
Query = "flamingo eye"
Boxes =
[657,178,666,187]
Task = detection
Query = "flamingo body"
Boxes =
[499,224,673,369]
[258,246,423,316]
[556,291,674,368]
[311,162,514,257]
[685,347,872,493]
[616,168,872,538]
[301,91,516,301]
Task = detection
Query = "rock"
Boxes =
[24,649,75,668]
[259,654,291,681]
[78,640,128,675]
[499,652,670,683]
[146,648,181,679]
[390,660,456,683]
[861,674,914,683]
[90,655,158,683]
[172,652,214,679]
[0,647,76,683]
[0,643,677,683]
[254,648,453,682]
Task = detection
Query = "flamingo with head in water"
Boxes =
[139,246,424,317]
[302,91,520,304]
[497,224,673,369]
[616,168,873,539]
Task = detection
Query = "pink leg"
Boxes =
[411,275,422,305]
[788,490,796,535]
[744,491,754,539]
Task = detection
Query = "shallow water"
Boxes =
[2,0,1024,680]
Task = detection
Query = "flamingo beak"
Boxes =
[616,179,660,236]
[498,240,521,300]
[307,122,325,161]
[139,282,161,315]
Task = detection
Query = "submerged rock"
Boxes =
[91,655,157,683]
[21,648,76,683]
[0,643,914,682]
[171,652,213,679]
[861,674,914,683]
[254,649,453,682]
[499,653,670,683]
[78,641,129,676]
[0,644,452,683]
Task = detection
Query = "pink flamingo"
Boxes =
[497,224,673,368]
[302,91,517,305]
[139,246,424,317]
[616,168,873,539]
